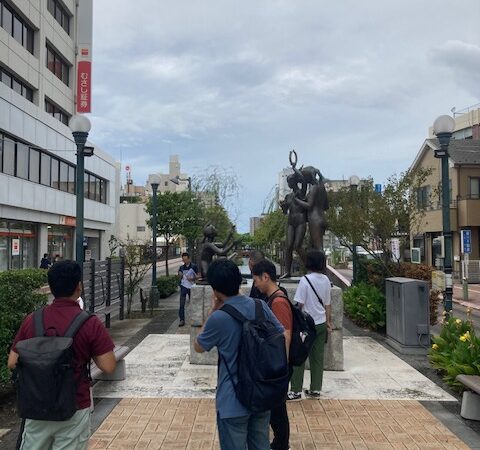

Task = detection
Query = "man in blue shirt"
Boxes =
[194,259,284,450]
[177,252,198,326]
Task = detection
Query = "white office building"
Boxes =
[0,0,119,270]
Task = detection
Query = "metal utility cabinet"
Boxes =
[385,277,430,355]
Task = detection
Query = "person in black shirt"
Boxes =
[39,253,51,269]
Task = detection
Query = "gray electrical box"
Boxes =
[385,277,430,354]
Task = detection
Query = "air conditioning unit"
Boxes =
[411,248,421,264]
[432,236,445,258]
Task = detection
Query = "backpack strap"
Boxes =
[267,289,289,307]
[304,275,325,308]
[220,304,247,323]
[33,309,45,337]
[64,311,92,338]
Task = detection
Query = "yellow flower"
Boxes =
[460,331,471,342]
[460,335,467,342]
[367,304,371,308]
[455,319,462,325]
[432,344,439,350]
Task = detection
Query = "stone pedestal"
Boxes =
[189,281,344,370]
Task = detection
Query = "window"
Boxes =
[47,0,70,35]
[29,148,40,183]
[0,67,34,103]
[470,178,480,199]
[59,161,68,192]
[3,138,15,176]
[45,98,69,125]
[51,158,59,189]
[164,181,168,186]
[0,132,107,203]
[416,186,430,208]
[0,1,34,54]
[40,153,51,186]
[16,143,29,179]
[137,226,146,232]
[45,44,69,86]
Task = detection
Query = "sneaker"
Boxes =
[304,389,321,398]
[178,320,185,327]
[286,391,302,401]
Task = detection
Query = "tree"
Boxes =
[109,235,151,317]
[252,209,287,259]
[146,191,204,275]
[326,167,432,271]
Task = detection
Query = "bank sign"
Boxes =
[76,0,92,113]
[461,230,472,254]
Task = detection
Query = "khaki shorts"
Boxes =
[19,407,91,450]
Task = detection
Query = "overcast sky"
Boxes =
[89,0,480,232]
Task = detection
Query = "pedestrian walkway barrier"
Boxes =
[456,374,480,421]
[466,260,480,283]
[91,345,130,381]
[82,257,125,327]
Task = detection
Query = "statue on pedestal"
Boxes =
[281,150,329,277]
[199,224,237,279]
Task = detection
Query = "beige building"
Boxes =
[146,155,189,194]
[410,139,480,275]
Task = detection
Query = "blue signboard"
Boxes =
[461,230,472,254]
[375,184,382,193]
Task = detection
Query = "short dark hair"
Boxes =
[251,259,277,282]
[305,250,326,272]
[249,250,265,265]
[43,253,48,258]
[182,252,190,258]
[207,259,242,297]
[48,260,82,298]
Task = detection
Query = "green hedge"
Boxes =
[156,275,178,298]
[343,282,386,331]
[0,269,48,385]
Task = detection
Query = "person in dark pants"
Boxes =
[39,253,51,269]
[252,259,293,450]
[177,252,198,327]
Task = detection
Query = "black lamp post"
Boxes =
[349,175,360,284]
[433,114,455,313]
[170,175,193,256]
[69,114,92,266]
[149,176,160,307]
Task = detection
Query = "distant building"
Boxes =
[146,155,189,194]
[428,105,479,141]
[250,216,265,236]
[278,167,293,203]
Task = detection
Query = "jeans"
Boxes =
[290,322,327,392]
[217,411,270,450]
[270,401,289,450]
[179,286,190,321]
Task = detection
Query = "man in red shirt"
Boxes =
[8,260,116,450]
[252,259,292,450]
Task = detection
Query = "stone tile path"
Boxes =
[90,398,470,449]
[93,335,455,401]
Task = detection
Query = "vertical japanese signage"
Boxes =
[76,0,93,113]
[461,229,472,254]
[12,239,20,256]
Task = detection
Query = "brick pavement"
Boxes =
[89,398,470,449]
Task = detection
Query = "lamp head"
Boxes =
[69,114,91,133]
[150,174,161,191]
[433,115,455,135]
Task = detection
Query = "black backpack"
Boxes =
[268,291,317,367]
[220,299,290,413]
[14,308,91,421]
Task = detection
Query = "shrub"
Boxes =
[429,314,480,390]
[343,282,386,331]
[0,269,48,385]
[156,275,178,298]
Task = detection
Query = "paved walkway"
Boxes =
[90,398,469,449]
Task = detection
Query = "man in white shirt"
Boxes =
[177,252,198,327]
[288,250,333,400]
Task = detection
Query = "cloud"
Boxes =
[89,0,480,231]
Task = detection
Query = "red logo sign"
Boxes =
[77,61,91,113]
[81,48,89,56]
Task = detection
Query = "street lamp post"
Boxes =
[69,115,92,266]
[349,175,360,284]
[150,176,160,308]
[170,175,193,256]
[433,114,456,313]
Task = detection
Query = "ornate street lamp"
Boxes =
[433,114,455,313]
[349,175,360,284]
[69,114,92,265]
[149,175,160,307]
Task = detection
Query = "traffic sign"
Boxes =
[461,229,472,254]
